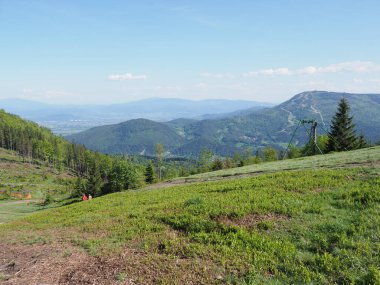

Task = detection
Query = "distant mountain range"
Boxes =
[0,98,272,135]
[66,91,380,157]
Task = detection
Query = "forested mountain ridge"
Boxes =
[67,91,380,157]
[0,98,272,135]
[67,118,185,155]
[180,91,380,155]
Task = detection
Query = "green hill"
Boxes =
[0,98,271,135]
[1,147,379,284]
[66,91,380,156]
[67,118,185,155]
[181,91,380,155]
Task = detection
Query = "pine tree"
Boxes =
[87,157,103,196]
[145,163,156,184]
[326,98,357,152]
[211,158,224,171]
[355,133,368,149]
[72,177,85,198]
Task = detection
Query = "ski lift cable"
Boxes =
[283,119,326,158]
[301,123,324,155]
[282,121,301,159]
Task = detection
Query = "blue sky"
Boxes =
[1,0,380,104]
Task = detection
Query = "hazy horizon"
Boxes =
[1,1,380,104]
[0,95,277,106]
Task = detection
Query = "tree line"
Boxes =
[0,109,142,198]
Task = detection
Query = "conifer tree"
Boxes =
[355,132,368,149]
[326,98,357,152]
[73,177,86,198]
[145,162,156,184]
[211,157,223,171]
[87,156,103,196]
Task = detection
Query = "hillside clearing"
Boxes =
[0,148,76,202]
[1,163,380,284]
[0,200,40,224]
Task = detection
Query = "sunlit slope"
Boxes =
[1,154,380,283]
[0,147,75,201]
[0,148,76,223]
[183,146,380,181]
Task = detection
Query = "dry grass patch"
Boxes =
[0,241,222,285]
[216,213,290,229]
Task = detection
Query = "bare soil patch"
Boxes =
[0,242,221,285]
[216,213,289,228]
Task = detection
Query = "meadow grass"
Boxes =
[1,166,379,284]
[0,200,42,223]
[183,146,380,181]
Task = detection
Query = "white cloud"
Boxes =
[108,73,147,81]
[369,78,380,83]
[244,61,380,78]
[299,66,319,75]
[244,67,292,77]
[155,86,182,91]
[199,72,234,79]
[352,78,380,85]
[22,88,34,93]
[298,61,380,75]
[194,83,207,89]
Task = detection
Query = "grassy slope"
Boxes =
[1,147,380,283]
[0,148,76,223]
[0,201,41,224]
[184,146,380,181]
